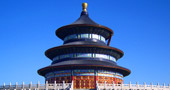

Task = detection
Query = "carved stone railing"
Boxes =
[0,81,73,90]
[0,81,170,90]
[96,81,170,90]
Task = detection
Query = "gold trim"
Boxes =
[82,2,88,12]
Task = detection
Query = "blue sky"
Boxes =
[0,0,170,85]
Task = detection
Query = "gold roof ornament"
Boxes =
[82,2,88,12]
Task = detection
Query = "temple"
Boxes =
[1,2,170,90]
[38,3,130,89]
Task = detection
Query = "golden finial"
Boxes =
[82,2,88,12]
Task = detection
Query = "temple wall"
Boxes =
[45,69,123,89]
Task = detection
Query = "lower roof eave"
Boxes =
[38,64,130,77]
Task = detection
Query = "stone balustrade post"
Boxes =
[144,82,146,89]
[104,81,106,90]
[163,83,165,89]
[22,82,25,89]
[151,82,153,89]
[37,81,40,90]
[111,81,114,90]
[45,81,48,90]
[112,81,115,88]
[9,82,11,88]
[3,82,5,88]
[29,82,32,89]
[70,80,73,90]
[62,81,65,90]
[15,82,18,89]
[169,84,170,90]
[157,82,159,89]
[129,81,131,89]
[136,82,139,88]
[96,80,98,90]
[121,83,123,89]
[54,81,56,90]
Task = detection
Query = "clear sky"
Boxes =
[0,0,170,86]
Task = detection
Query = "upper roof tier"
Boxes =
[55,3,113,41]
[72,11,99,25]
[72,2,99,25]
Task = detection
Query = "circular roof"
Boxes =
[56,11,113,40]
[38,60,131,77]
[45,45,124,61]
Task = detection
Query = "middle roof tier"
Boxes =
[45,45,124,62]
